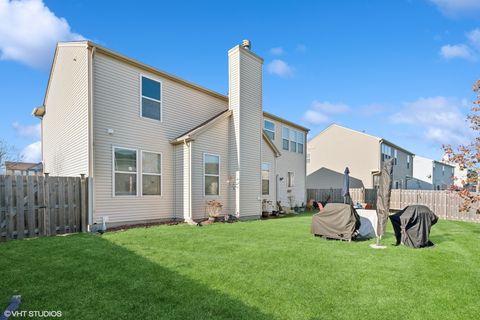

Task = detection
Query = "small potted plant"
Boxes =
[206,200,223,222]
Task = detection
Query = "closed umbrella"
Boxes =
[371,158,394,249]
[342,167,350,204]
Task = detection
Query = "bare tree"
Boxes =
[0,139,22,173]
[443,80,480,212]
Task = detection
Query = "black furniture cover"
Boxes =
[311,203,361,240]
[389,205,438,248]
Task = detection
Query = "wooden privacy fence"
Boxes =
[0,175,88,241]
[307,188,480,223]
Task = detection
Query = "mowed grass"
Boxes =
[0,213,479,319]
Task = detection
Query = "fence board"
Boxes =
[15,175,24,239]
[58,178,66,234]
[37,176,45,236]
[5,176,14,239]
[27,177,35,237]
[0,176,5,240]
[67,177,74,233]
[49,178,57,235]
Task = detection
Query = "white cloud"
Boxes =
[12,122,40,139]
[440,44,475,60]
[269,47,284,56]
[21,141,41,162]
[467,28,480,47]
[303,110,330,125]
[266,59,294,78]
[310,100,351,114]
[390,96,473,146]
[429,0,480,17]
[0,0,84,68]
[302,100,351,125]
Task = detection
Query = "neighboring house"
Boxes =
[4,161,43,176]
[441,154,474,190]
[408,156,454,190]
[307,124,414,189]
[34,40,308,227]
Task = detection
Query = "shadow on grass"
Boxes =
[0,235,271,320]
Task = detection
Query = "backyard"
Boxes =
[0,212,479,319]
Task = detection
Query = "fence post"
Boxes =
[80,174,88,233]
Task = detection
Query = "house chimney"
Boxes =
[228,41,264,218]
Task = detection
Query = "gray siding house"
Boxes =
[307,124,414,189]
[35,40,308,227]
[409,155,454,190]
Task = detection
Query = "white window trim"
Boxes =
[203,153,220,197]
[262,162,271,196]
[112,146,139,197]
[139,74,163,122]
[141,150,163,197]
[264,120,276,140]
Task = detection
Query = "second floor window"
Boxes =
[407,155,411,169]
[282,127,290,150]
[264,120,275,140]
[141,76,161,121]
[381,144,392,162]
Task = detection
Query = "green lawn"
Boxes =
[1,213,479,319]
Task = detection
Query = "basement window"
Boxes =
[141,75,162,121]
[114,147,137,196]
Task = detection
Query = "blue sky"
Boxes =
[0,0,479,162]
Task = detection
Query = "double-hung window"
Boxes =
[262,163,270,195]
[141,76,162,121]
[142,151,162,195]
[407,155,411,169]
[114,148,137,196]
[204,154,220,196]
[393,149,398,165]
[297,131,304,154]
[290,130,297,152]
[264,120,275,140]
[282,127,290,151]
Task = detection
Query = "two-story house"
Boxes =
[409,155,454,190]
[306,124,414,189]
[33,40,308,227]
[4,162,43,176]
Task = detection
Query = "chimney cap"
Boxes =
[242,39,251,50]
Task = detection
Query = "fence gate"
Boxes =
[0,175,88,241]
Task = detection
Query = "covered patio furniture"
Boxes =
[389,205,438,248]
[311,203,361,241]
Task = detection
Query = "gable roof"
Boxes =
[171,109,232,144]
[263,111,309,132]
[262,131,281,157]
[5,162,43,171]
[315,124,414,155]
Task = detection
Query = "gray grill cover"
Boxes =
[389,205,438,248]
[311,203,361,240]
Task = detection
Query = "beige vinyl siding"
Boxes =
[263,115,307,207]
[190,116,231,220]
[261,139,276,204]
[228,46,263,218]
[42,44,89,176]
[307,125,380,189]
[92,52,227,224]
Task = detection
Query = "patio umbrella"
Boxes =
[376,158,394,238]
[342,167,350,204]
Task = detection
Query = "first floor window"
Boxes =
[114,148,137,196]
[204,154,220,195]
[282,127,290,150]
[287,171,295,188]
[141,76,162,121]
[262,163,270,195]
[142,151,162,195]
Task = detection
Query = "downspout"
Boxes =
[87,45,96,227]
